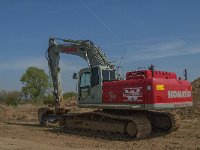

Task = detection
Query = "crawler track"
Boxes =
[59,110,152,139]
[147,111,180,132]
[39,108,180,139]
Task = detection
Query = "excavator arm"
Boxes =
[47,37,112,109]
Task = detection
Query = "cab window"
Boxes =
[80,72,90,99]
[102,70,116,82]
[80,72,90,87]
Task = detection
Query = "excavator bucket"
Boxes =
[38,107,60,125]
[38,107,70,125]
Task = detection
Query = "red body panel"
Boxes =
[102,70,192,108]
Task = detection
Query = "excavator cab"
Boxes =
[77,65,116,105]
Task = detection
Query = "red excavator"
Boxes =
[38,37,192,138]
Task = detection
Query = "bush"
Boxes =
[42,92,77,105]
[2,91,22,106]
[43,95,55,105]
[0,90,77,106]
[63,92,77,100]
[0,90,7,104]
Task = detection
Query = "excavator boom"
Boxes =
[47,37,113,107]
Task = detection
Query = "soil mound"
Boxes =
[177,77,200,118]
[191,77,200,114]
[192,77,200,106]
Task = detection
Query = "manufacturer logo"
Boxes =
[62,47,77,53]
[123,87,143,102]
[168,90,191,99]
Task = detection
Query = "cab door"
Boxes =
[79,72,91,99]
[90,67,102,104]
[78,67,102,104]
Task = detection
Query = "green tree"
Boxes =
[20,67,52,101]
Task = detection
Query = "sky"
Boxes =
[0,0,200,92]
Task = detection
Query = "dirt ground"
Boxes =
[0,103,199,150]
[0,78,200,150]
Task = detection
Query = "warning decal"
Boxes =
[156,85,165,90]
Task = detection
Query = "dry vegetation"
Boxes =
[0,78,200,150]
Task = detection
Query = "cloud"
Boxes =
[1,39,199,72]
[103,38,157,47]
[0,57,85,92]
[60,60,85,72]
[114,39,200,62]
[0,57,47,71]
[0,57,84,73]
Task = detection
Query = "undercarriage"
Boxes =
[38,108,180,139]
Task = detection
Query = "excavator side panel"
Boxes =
[102,80,146,109]
[101,76,192,110]
[145,78,193,109]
